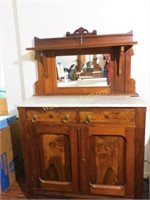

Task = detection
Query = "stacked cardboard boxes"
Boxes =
[9,120,23,179]
[0,115,16,192]
[0,98,8,116]
[0,93,23,192]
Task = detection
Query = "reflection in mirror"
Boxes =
[56,54,110,87]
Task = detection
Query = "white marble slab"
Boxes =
[17,95,147,108]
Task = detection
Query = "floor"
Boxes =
[1,174,149,199]
[1,175,27,199]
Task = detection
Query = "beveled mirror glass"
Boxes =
[56,54,111,88]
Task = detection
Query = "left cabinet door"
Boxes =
[27,123,79,193]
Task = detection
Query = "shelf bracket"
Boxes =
[35,51,48,78]
[40,52,48,78]
[118,46,125,76]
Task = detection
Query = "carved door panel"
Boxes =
[28,124,79,193]
[80,126,135,197]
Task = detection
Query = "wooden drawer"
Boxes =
[79,109,135,124]
[26,108,77,123]
[26,108,135,124]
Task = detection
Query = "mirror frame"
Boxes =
[27,27,137,96]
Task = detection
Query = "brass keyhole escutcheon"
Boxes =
[49,114,53,118]
[104,114,109,119]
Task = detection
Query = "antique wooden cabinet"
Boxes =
[18,97,146,199]
[18,28,146,199]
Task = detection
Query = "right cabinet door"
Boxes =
[81,125,135,198]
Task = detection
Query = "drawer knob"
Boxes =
[104,114,109,119]
[84,115,91,124]
[32,114,37,122]
[62,114,70,123]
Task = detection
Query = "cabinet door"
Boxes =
[80,126,135,197]
[28,124,79,193]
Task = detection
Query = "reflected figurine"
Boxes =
[92,55,102,78]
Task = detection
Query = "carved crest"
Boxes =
[66,27,97,37]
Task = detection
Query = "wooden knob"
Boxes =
[32,114,37,122]
[62,114,70,123]
[84,115,91,124]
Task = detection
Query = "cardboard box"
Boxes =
[0,115,16,129]
[0,116,23,193]
[0,98,8,116]
[0,126,16,193]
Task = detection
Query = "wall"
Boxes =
[1,0,150,176]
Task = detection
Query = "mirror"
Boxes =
[56,54,111,87]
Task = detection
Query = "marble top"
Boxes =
[17,95,147,108]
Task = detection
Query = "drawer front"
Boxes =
[79,109,135,124]
[26,109,77,123]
